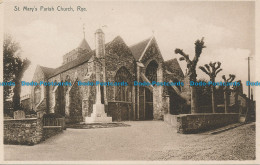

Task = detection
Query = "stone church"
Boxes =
[31,29,187,123]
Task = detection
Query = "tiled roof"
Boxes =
[129,37,151,60]
[165,58,184,80]
[43,36,183,81]
[39,66,55,78]
[47,37,118,79]
[78,38,92,52]
[48,50,94,78]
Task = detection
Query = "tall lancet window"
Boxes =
[145,60,158,82]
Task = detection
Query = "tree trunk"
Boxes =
[12,79,21,110]
[224,91,228,113]
[211,86,216,113]
[190,86,198,113]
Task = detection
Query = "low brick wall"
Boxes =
[4,118,43,145]
[177,113,239,134]
[164,114,177,127]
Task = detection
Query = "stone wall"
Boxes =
[31,66,45,110]
[164,114,177,127]
[177,113,239,134]
[4,118,43,145]
[47,61,96,122]
[36,98,47,112]
[43,127,62,140]
[105,36,136,103]
[139,40,165,120]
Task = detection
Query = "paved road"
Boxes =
[4,121,255,161]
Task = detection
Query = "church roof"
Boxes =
[78,38,91,51]
[49,50,94,78]
[44,35,183,80]
[47,36,120,78]
[129,37,152,61]
[164,58,184,80]
[38,66,55,78]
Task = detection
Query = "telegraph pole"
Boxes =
[245,56,252,122]
[248,56,250,100]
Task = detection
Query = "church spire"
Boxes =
[83,23,85,39]
[78,24,92,52]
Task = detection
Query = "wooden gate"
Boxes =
[107,101,133,121]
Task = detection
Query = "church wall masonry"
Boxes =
[104,37,136,121]
[47,61,96,123]
[30,29,186,123]
[105,37,136,102]
[31,66,48,113]
[138,40,166,120]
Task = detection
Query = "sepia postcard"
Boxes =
[0,0,259,164]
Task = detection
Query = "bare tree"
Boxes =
[222,74,236,113]
[199,62,223,113]
[175,37,206,113]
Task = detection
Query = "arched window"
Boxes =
[145,60,158,82]
[34,86,41,104]
[115,67,132,102]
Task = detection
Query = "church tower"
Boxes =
[62,25,92,65]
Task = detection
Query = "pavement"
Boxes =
[4,121,255,161]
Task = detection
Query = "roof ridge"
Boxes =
[128,36,153,47]
[48,50,94,78]
[39,65,55,69]
[165,58,178,62]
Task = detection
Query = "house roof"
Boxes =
[129,37,151,61]
[164,58,184,80]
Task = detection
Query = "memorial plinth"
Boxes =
[85,102,112,123]
[85,87,112,123]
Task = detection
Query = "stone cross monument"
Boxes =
[85,29,112,123]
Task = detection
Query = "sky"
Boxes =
[3,1,255,96]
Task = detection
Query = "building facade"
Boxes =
[31,29,187,123]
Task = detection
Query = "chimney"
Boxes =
[95,29,105,58]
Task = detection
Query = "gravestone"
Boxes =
[13,110,25,119]
[37,111,45,119]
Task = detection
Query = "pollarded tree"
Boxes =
[175,38,206,113]
[222,74,236,113]
[4,34,31,111]
[199,62,223,113]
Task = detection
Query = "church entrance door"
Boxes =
[145,88,153,120]
[144,60,158,120]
